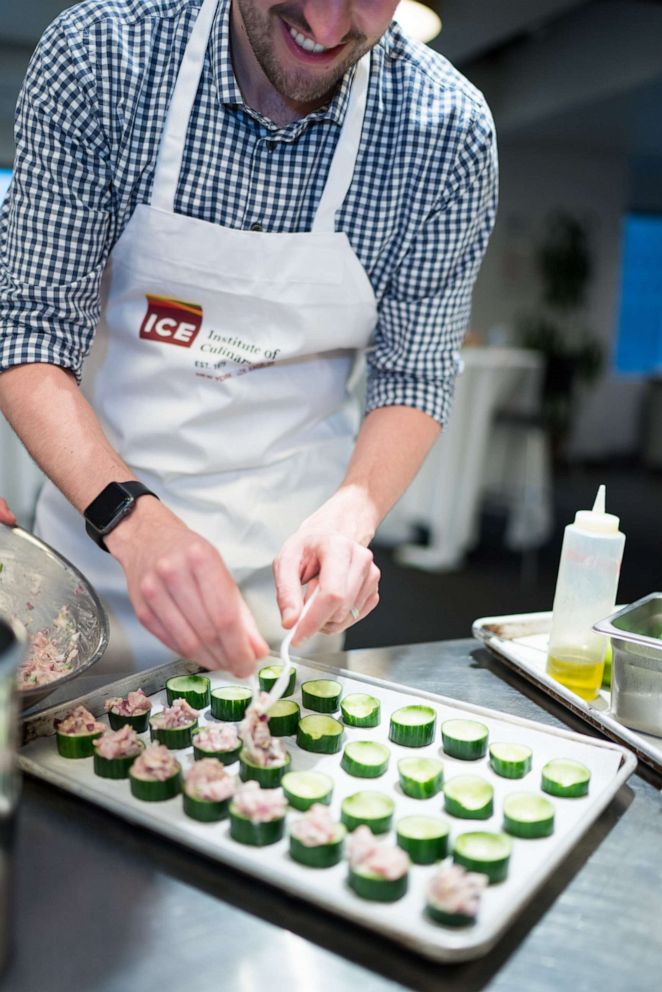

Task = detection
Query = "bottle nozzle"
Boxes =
[575,483,620,534]
[592,484,606,514]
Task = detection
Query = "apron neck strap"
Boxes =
[151,0,221,212]
[312,53,371,234]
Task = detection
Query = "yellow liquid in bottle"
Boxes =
[546,648,605,701]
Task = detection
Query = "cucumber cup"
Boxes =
[443,775,494,819]
[541,758,590,797]
[397,757,444,799]
[341,741,390,778]
[290,824,346,868]
[267,700,300,736]
[503,793,555,838]
[396,815,449,864]
[489,742,533,779]
[258,664,296,697]
[210,685,252,722]
[297,714,344,754]
[239,749,291,788]
[301,679,342,713]
[340,693,381,728]
[389,705,436,747]
[452,832,512,884]
[282,771,334,811]
[341,791,394,834]
[441,719,489,760]
[165,674,210,710]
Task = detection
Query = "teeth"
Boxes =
[288,26,328,53]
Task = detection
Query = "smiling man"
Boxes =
[0,0,497,676]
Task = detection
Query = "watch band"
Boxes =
[84,480,159,552]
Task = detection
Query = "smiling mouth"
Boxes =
[280,17,347,61]
[288,24,329,54]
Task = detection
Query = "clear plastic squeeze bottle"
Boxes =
[545,485,625,700]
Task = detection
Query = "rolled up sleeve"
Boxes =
[365,104,498,426]
[0,16,112,380]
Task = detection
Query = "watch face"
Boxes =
[85,483,134,534]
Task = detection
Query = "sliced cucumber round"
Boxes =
[397,757,444,799]
[165,674,210,710]
[301,679,342,713]
[341,791,394,834]
[210,685,252,722]
[290,825,345,868]
[349,867,408,902]
[267,699,300,736]
[443,775,494,819]
[258,664,296,697]
[341,741,390,778]
[453,832,512,884]
[441,719,489,760]
[489,742,533,779]
[340,693,381,728]
[192,741,241,765]
[282,770,334,811]
[396,815,449,864]
[229,807,285,846]
[503,793,555,838]
[129,767,181,802]
[297,714,344,753]
[56,730,103,759]
[426,904,477,928]
[107,710,150,734]
[183,792,231,823]
[150,719,198,750]
[389,705,436,747]
[93,748,143,780]
[239,749,291,788]
[541,759,590,798]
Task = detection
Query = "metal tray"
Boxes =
[473,609,662,775]
[19,656,636,963]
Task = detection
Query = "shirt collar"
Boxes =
[210,0,357,129]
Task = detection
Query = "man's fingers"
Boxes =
[0,498,17,525]
[322,591,380,634]
[273,544,307,629]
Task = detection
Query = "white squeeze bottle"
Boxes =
[546,485,625,700]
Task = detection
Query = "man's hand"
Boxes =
[106,498,269,676]
[0,498,16,525]
[274,527,380,646]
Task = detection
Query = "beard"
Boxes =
[234,0,372,105]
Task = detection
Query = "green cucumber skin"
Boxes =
[444,794,493,820]
[442,734,488,761]
[348,869,408,902]
[341,809,393,835]
[284,788,332,812]
[150,721,198,750]
[107,710,150,733]
[389,712,436,748]
[239,751,291,788]
[296,726,343,754]
[489,754,532,779]
[258,669,296,697]
[56,730,103,759]
[453,848,510,884]
[340,697,381,728]
[426,905,477,927]
[396,831,448,865]
[93,751,140,780]
[229,810,285,846]
[183,792,231,822]
[301,683,341,713]
[503,812,554,839]
[289,834,344,868]
[268,708,300,737]
[193,744,241,765]
[129,771,181,802]
[165,677,210,711]
[210,692,252,722]
[398,764,444,799]
[341,750,389,779]
[541,774,589,798]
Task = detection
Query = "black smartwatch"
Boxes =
[84,481,158,551]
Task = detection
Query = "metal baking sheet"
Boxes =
[473,609,662,775]
[19,656,636,963]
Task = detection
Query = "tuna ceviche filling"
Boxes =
[150,698,198,729]
[131,743,180,781]
[427,864,487,918]
[18,606,80,689]
[232,781,287,822]
[347,825,410,880]
[55,705,105,737]
[240,691,287,767]
[185,758,236,802]
[192,723,239,753]
[290,804,339,847]
[105,689,151,716]
[94,725,144,760]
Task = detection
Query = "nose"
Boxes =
[302,0,354,47]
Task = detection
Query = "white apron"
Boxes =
[35,0,377,669]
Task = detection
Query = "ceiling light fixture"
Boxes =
[394,1,442,44]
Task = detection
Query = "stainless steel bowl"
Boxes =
[594,592,662,737]
[0,524,109,710]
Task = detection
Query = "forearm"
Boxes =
[303,405,441,544]
[0,363,137,512]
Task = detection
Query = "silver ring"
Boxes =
[350,607,360,621]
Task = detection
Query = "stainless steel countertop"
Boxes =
[5,639,662,992]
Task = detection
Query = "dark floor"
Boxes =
[344,461,662,651]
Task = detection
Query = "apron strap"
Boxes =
[151,0,221,212]
[312,53,371,235]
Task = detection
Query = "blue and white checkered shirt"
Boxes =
[0,0,497,426]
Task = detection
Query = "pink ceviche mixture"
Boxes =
[105,689,151,716]
[94,724,143,760]
[192,723,239,753]
[426,863,487,918]
[131,743,180,781]
[290,803,339,847]
[240,691,287,767]
[347,825,410,880]
[150,697,198,729]
[232,781,287,822]
[185,758,236,802]
[18,606,79,689]
[54,705,104,737]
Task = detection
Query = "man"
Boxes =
[0,0,497,676]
